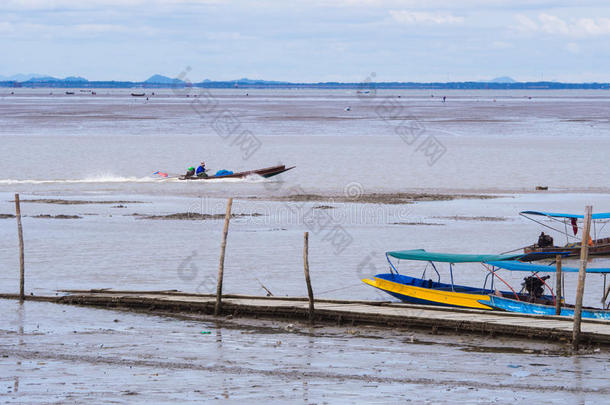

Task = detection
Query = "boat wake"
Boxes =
[0,175,159,185]
[0,173,270,185]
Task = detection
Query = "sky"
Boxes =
[1,0,609,82]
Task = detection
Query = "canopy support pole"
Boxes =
[449,263,455,292]
[429,262,441,283]
[555,255,562,315]
[602,275,609,309]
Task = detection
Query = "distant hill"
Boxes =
[64,76,88,82]
[144,74,185,84]
[488,76,516,83]
[233,77,289,85]
[26,76,61,82]
[1,73,608,90]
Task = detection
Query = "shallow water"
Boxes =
[2,89,610,402]
[1,300,609,403]
[1,191,610,308]
[1,88,610,195]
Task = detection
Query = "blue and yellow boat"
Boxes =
[362,250,525,310]
[478,260,610,319]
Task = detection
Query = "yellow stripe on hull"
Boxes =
[362,277,493,310]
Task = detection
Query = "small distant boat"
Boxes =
[131,92,146,97]
[65,91,75,95]
[520,211,610,259]
[178,164,294,181]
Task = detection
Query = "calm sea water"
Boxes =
[1,89,609,402]
[1,88,609,301]
[1,88,610,195]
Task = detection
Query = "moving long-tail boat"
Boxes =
[178,164,294,180]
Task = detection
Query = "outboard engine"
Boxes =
[522,275,550,300]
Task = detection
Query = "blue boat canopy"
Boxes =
[487,260,610,274]
[387,249,522,263]
[520,210,610,220]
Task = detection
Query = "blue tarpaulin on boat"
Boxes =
[520,210,610,220]
[487,260,610,274]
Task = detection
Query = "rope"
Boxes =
[317,283,364,295]
[499,244,532,255]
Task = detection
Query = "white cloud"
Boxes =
[491,41,512,49]
[565,42,580,53]
[0,21,157,39]
[0,22,15,34]
[515,13,610,37]
[0,0,223,10]
[390,10,464,25]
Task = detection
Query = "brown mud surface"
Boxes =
[392,221,444,226]
[133,212,263,220]
[14,199,145,205]
[31,214,82,219]
[434,215,507,222]
[254,193,497,205]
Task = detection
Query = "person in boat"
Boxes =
[537,232,554,248]
[184,166,196,178]
[196,161,208,178]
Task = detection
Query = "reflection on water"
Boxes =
[0,300,608,403]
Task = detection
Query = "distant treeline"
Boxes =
[1,80,609,90]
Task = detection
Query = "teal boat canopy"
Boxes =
[487,260,610,274]
[520,210,610,220]
[386,249,523,263]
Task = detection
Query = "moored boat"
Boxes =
[520,211,610,259]
[480,295,610,320]
[478,260,610,319]
[361,250,537,310]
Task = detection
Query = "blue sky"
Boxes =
[1,0,609,82]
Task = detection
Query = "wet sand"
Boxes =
[133,212,263,220]
[2,89,610,402]
[2,300,608,403]
[16,199,145,205]
[251,192,497,205]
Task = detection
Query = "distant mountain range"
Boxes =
[0,73,608,89]
[488,76,516,83]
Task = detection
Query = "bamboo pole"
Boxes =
[555,255,562,315]
[215,198,233,316]
[303,232,314,323]
[15,194,24,302]
[572,205,592,350]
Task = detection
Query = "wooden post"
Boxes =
[15,194,25,302]
[603,283,610,308]
[303,232,314,323]
[572,205,592,350]
[215,198,233,316]
[555,255,562,315]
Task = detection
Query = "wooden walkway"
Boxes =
[3,289,610,345]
